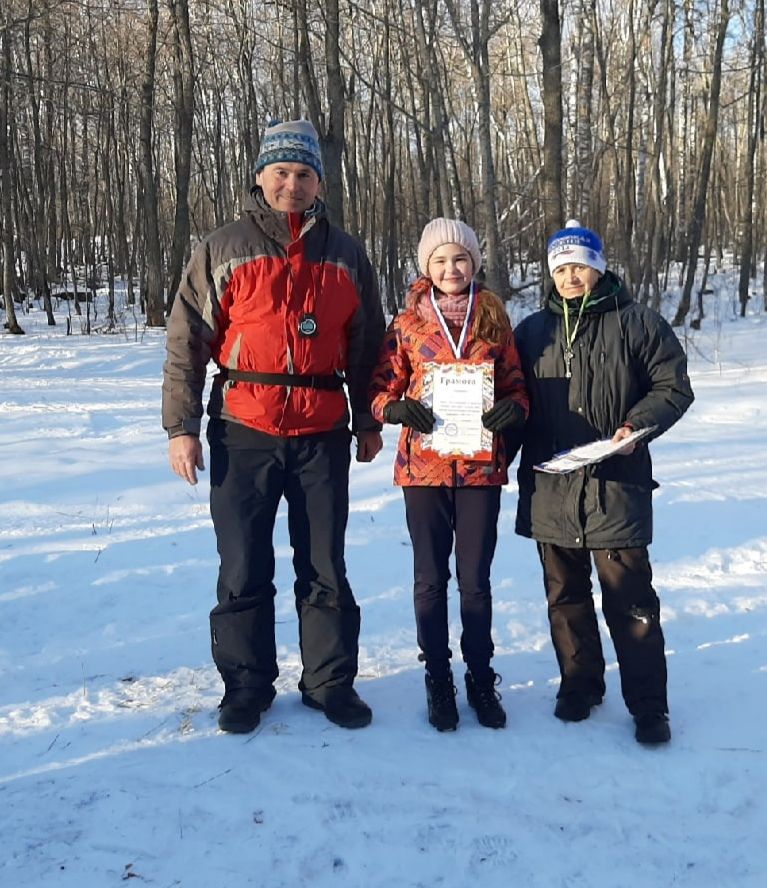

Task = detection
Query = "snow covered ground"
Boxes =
[1,285,766,887]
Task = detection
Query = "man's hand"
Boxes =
[169,434,205,484]
[611,425,636,456]
[356,430,383,463]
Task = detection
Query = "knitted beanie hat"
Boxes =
[254,119,323,180]
[417,218,482,276]
[547,219,607,274]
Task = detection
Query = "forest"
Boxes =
[0,0,764,334]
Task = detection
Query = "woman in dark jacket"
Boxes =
[509,220,694,744]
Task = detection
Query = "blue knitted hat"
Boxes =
[254,119,323,180]
[547,220,606,274]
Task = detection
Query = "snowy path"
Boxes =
[1,305,765,887]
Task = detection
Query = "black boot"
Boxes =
[554,691,602,723]
[425,671,459,732]
[301,686,372,729]
[465,671,507,729]
[634,712,671,745]
[218,687,275,734]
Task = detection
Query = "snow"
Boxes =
[1,288,766,887]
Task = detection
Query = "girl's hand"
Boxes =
[383,398,435,433]
[481,398,526,432]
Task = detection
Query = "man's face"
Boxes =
[553,263,601,299]
[256,162,320,213]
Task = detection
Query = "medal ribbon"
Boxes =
[430,282,476,360]
[563,290,591,357]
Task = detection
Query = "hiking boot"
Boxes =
[465,671,507,729]
[425,671,459,732]
[302,686,372,729]
[217,687,275,734]
[554,691,602,723]
[634,712,671,745]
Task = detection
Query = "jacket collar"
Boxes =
[547,269,631,316]
[243,186,326,246]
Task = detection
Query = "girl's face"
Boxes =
[427,243,474,295]
[553,263,601,299]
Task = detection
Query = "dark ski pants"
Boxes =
[537,543,668,715]
[207,419,360,700]
[403,485,501,681]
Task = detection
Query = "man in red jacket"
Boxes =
[162,120,385,733]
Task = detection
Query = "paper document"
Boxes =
[421,362,494,461]
[534,426,657,474]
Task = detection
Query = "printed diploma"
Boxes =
[421,362,494,460]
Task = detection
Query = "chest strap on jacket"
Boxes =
[217,369,345,391]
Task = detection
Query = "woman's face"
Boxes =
[553,263,601,299]
[427,243,474,295]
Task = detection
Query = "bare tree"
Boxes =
[673,0,730,327]
[573,0,597,222]
[737,0,764,318]
[166,0,195,314]
[539,0,564,289]
[295,0,345,226]
[444,0,510,297]
[1,11,23,334]
[2,0,766,332]
[138,0,165,327]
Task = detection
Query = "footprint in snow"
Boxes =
[469,834,517,868]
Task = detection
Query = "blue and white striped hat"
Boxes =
[547,219,607,274]
[254,119,323,180]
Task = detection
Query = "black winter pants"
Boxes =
[403,486,501,681]
[207,419,360,700]
[537,543,668,715]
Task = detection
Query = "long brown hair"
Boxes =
[405,276,511,346]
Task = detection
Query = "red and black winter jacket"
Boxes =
[370,289,529,487]
[162,189,385,438]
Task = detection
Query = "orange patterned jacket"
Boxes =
[370,291,529,487]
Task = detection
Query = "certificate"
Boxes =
[534,426,657,474]
[421,362,494,460]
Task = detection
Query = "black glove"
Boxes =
[482,398,525,432]
[384,398,435,433]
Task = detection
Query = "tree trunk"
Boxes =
[636,0,671,307]
[413,0,455,219]
[675,0,695,261]
[737,0,764,318]
[1,17,23,334]
[22,8,54,325]
[138,0,165,327]
[166,0,195,314]
[445,0,510,297]
[621,0,639,288]
[672,0,730,326]
[539,0,564,292]
[296,0,345,226]
[574,0,596,222]
[382,12,399,316]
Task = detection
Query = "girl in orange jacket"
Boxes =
[370,219,528,731]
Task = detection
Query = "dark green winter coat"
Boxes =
[509,271,694,549]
